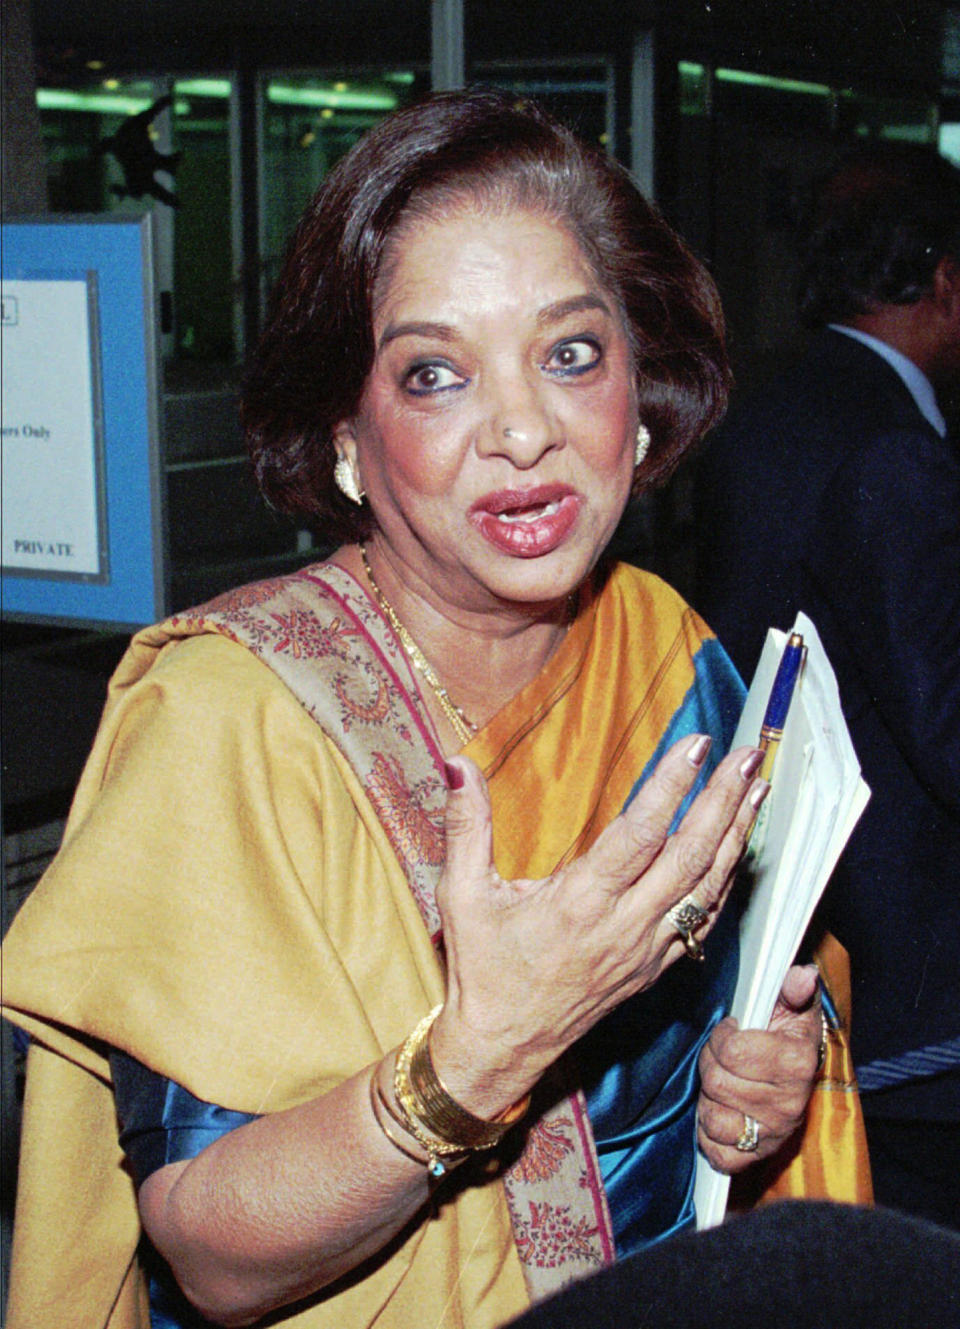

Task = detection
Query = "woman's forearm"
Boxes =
[139,1058,439,1327]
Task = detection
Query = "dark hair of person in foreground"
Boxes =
[508,1200,960,1329]
[242,87,730,541]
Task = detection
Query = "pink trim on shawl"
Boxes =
[299,568,449,775]
[571,1087,617,1265]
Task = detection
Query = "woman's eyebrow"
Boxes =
[377,294,611,352]
[377,320,458,351]
[537,294,611,325]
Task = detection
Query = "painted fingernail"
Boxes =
[749,779,770,810]
[739,748,765,781]
[686,734,712,767]
[444,760,465,791]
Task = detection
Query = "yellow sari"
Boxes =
[1,560,869,1328]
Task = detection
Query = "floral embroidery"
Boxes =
[508,1114,576,1184]
[203,579,288,613]
[511,1201,603,1270]
[332,673,392,730]
[261,608,329,659]
[367,752,445,871]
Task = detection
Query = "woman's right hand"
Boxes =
[431,735,768,1118]
[135,736,766,1326]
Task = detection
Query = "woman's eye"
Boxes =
[546,338,602,376]
[404,362,463,395]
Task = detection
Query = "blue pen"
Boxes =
[758,631,806,784]
[745,631,805,857]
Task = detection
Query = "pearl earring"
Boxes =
[334,456,364,505]
[635,423,651,467]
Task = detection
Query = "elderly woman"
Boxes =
[3,92,837,1329]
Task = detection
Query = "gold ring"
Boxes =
[667,899,709,962]
[735,1113,760,1152]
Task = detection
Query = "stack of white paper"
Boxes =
[693,611,870,1229]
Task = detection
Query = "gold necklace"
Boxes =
[359,544,478,746]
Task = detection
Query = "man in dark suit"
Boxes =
[694,144,960,1229]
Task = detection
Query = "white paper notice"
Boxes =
[693,613,870,1230]
[1,277,106,579]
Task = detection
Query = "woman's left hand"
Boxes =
[696,964,822,1173]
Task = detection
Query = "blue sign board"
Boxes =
[1,214,165,628]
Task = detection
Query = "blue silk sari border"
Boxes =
[111,1049,259,1190]
[581,636,746,1257]
[111,1050,260,1329]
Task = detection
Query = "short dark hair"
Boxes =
[797,142,960,328]
[242,88,730,539]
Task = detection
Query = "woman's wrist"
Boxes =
[368,1014,530,1181]
[369,1053,471,1178]
[425,1002,539,1123]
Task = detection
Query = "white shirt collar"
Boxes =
[828,324,946,437]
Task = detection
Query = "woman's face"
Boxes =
[335,204,637,614]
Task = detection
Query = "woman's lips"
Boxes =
[468,486,583,558]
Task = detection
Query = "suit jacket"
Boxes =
[693,328,960,1118]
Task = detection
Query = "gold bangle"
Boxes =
[368,1066,431,1168]
[492,1089,532,1128]
[372,1062,470,1181]
[376,1073,417,1134]
[375,1065,468,1166]
[389,1035,471,1178]
[398,1006,530,1153]
[389,1095,469,1179]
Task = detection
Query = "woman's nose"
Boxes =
[477,376,561,466]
